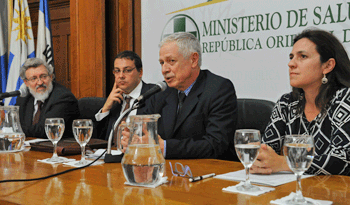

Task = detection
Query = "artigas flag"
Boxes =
[36,0,54,68]
[5,0,35,105]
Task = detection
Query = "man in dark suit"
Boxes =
[95,51,154,141]
[16,58,80,138]
[122,33,238,161]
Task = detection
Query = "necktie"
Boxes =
[120,96,131,122]
[33,101,43,125]
[178,92,186,114]
[113,96,131,146]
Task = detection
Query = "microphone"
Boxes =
[0,84,28,99]
[136,81,167,103]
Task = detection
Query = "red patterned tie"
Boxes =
[32,101,43,125]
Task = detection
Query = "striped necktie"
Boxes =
[32,101,43,125]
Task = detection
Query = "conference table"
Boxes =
[0,148,349,205]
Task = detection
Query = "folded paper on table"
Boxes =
[24,139,50,146]
[30,138,108,156]
[86,149,122,160]
[63,159,105,167]
[270,192,333,205]
[215,170,314,187]
[124,177,168,188]
[223,182,275,196]
[37,157,75,164]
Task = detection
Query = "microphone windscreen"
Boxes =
[19,83,29,97]
[157,81,167,92]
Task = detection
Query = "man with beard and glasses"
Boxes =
[16,58,80,138]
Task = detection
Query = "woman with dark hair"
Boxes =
[251,29,350,176]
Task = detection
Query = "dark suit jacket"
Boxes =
[145,70,238,161]
[16,82,80,139]
[95,82,154,140]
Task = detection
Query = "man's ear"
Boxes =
[190,52,199,68]
[23,80,29,87]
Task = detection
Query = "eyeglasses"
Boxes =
[113,67,136,75]
[169,162,193,178]
[26,74,50,83]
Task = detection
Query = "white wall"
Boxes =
[141,0,350,102]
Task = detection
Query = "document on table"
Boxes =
[24,138,50,146]
[86,149,122,160]
[215,170,313,187]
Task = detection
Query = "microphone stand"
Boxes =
[104,100,140,163]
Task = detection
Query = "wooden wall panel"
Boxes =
[118,0,133,51]
[29,0,71,90]
[28,0,141,98]
[105,0,141,94]
[70,0,105,98]
[134,0,141,56]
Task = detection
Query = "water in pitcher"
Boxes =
[0,133,25,151]
[122,144,165,185]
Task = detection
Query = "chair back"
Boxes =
[78,97,106,138]
[78,97,106,119]
[236,98,275,135]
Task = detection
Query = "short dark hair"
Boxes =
[115,50,142,72]
[292,29,350,113]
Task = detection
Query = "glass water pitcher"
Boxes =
[0,106,25,152]
[121,114,165,186]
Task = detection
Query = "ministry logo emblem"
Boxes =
[161,14,200,41]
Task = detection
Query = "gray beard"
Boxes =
[29,82,54,101]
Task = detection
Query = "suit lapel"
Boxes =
[136,82,151,114]
[105,104,122,140]
[162,89,178,140]
[25,97,35,131]
[174,71,205,133]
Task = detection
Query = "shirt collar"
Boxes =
[180,80,196,96]
[34,99,45,105]
[124,81,143,99]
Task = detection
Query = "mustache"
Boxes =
[163,74,174,78]
[36,84,47,89]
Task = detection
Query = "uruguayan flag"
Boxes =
[0,15,7,94]
[36,0,54,68]
[5,0,35,105]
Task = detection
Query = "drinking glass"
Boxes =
[73,119,93,166]
[283,135,315,205]
[45,118,66,162]
[234,129,261,192]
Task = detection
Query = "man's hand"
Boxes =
[250,144,291,174]
[120,127,130,153]
[102,82,124,113]
[158,136,164,155]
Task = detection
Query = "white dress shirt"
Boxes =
[95,81,143,123]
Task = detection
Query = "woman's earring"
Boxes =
[322,74,328,84]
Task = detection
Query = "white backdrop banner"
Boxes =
[141,0,350,102]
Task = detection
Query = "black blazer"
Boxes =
[16,82,80,138]
[96,82,154,140]
[145,70,238,161]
